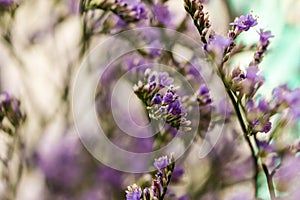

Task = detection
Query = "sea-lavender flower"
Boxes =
[257,141,278,172]
[126,184,142,200]
[158,72,174,87]
[204,34,233,63]
[271,85,300,120]
[252,29,274,64]
[152,3,171,26]
[246,99,272,134]
[274,156,300,195]
[152,93,162,105]
[35,137,84,191]
[240,65,264,97]
[258,29,274,44]
[163,91,176,104]
[197,84,212,106]
[125,155,176,200]
[230,13,258,32]
[134,69,191,130]
[154,155,171,171]
[90,0,147,23]
[231,67,246,91]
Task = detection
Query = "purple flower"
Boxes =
[178,194,190,200]
[204,34,232,63]
[163,91,175,104]
[152,93,162,104]
[272,85,300,120]
[198,84,209,95]
[261,121,272,133]
[35,137,84,190]
[167,100,182,115]
[206,34,232,52]
[230,13,258,31]
[131,5,147,21]
[258,29,274,44]
[241,65,264,96]
[126,184,142,200]
[0,0,12,7]
[158,72,173,87]
[147,40,162,57]
[154,155,171,171]
[274,156,300,194]
[246,99,272,133]
[197,84,212,105]
[153,3,171,25]
[171,166,184,182]
[258,98,269,112]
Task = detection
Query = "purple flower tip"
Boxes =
[0,0,13,6]
[198,84,209,95]
[126,184,142,200]
[208,34,232,50]
[262,121,272,133]
[167,100,182,115]
[153,3,171,25]
[230,13,258,31]
[163,91,175,104]
[258,29,274,44]
[258,98,269,112]
[154,155,171,171]
[152,93,162,104]
[158,72,173,87]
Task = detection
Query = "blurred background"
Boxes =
[0,0,300,199]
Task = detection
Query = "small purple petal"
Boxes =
[258,29,274,44]
[230,13,258,31]
[154,155,170,171]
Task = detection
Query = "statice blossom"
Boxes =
[126,184,142,200]
[154,155,171,171]
[125,155,176,200]
[134,69,191,131]
[230,13,258,34]
[89,0,147,23]
[183,1,300,199]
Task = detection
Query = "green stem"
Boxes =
[218,71,259,197]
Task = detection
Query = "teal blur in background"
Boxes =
[227,0,300,88]
[224,0,300,199]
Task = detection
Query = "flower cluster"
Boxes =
[126,155,176,200]
[230,13,258,35]
[133,69,191,131]
[184,0,300,199]
[88,0,147,23]
[2,0,300,200]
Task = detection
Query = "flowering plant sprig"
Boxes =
[184,0,300,199]
[133,69,191,131]
[126,154,175,200]
[86,0,147,23]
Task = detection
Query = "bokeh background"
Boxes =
[1,0,300,199]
